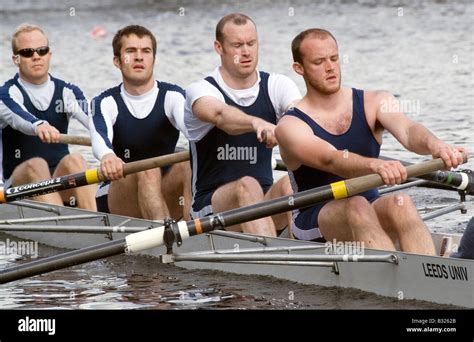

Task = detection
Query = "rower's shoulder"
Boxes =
[278,108,307,128]
[363,89,396,104]
[52,76,87,100]
[91,84,121,103]
[0,75,19,93]
[158,81,185,96]
[266,72,299,88]
[185,77,214,91]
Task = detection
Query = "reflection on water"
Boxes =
[0,0,472,309]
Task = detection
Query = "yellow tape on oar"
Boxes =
[85,169,100,184]
[330,180,348,199]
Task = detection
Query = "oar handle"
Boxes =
[122,150,190,176]
[347,156,465,196]
[380,154,473,194]
[59,134,92,146]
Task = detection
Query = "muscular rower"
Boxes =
[276,28,466,254]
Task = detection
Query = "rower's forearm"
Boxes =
[214,106,255,135]
[325,151,375,178]
[405,124,439,155]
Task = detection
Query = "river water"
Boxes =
[0,0,472,310]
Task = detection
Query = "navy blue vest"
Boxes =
[2,75,69,179]
[287,88,380,201]
[191,71,276,197]
[109,81,180,162]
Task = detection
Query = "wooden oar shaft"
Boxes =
[0,151,190,203]
[123,151,189,176]
[0,156,463,284]
[59,134,91,146]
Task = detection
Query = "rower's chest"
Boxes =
[313,109,353,135]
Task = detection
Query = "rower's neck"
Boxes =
[218,67,258,90]
[19,71,49,85]
[122,77,155,96]
[304,87,349,112]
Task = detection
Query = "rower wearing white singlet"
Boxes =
[185,13,301,237]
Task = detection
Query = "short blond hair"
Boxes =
[11,24,49,54]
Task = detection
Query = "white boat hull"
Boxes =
[1,201,472,308]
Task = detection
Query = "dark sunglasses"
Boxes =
[15,46,50,58]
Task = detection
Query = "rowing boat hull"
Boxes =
[1,201,472,308]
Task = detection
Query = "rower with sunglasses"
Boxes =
[0,24,97,210]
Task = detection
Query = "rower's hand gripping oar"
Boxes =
[273,153,474,193]
[51,135,474,191]
[0,150,190,204]
[380,156,474,195]
[0,154,467,284]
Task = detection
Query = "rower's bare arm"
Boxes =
[374,91,465,169]
[276,115,407,185]
[192,96,277,147]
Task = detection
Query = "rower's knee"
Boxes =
[385,193,421,233]
[277,175,292,196]
[391,193,415,209]
[345,196,374,222]
[22,157,50,178]
[60,153,87,172]
[136,168,161,184]
[387,193,417,219]
[173,161,191,175]
[236,176,263,202]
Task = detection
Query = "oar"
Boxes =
[274,154,473,193]
[59,134,91,146]
[380,156,473,195]
[0,156,464,284]
[54,135,471,191]
[0,150,190,204]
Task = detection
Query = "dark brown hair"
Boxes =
[112,25,157,58]
[291,28,338,63]
[216,13,256,44]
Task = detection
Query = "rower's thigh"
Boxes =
[162,162,190,201]
[53,153,88,176]
[162,161,191,218]
[108,174,141,217]
[211,176,264,213]
[372,193,416,241]
[10,157,51,185]
[53,153,96,204]
[264,175,292,199]
[264,175,292,231]
[317,199,357,241]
